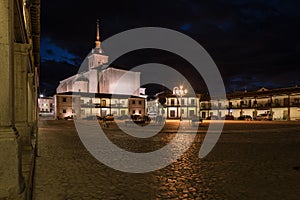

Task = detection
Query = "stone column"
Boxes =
[0,0,24,197]
[287,95,291,121]
[14,43,31,146]
[269,96,273,119]
[27,73,35,140]
[240,99,243,116]
[253,97,257,119]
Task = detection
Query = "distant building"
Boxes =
[200,87,300,121]
[147,91,201,119]
[54,21,145,119]
[129,98,146,116]
[38,97,54,113]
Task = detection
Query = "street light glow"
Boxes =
[173,86,188,120]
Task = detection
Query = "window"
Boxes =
[139,100,142,105]
[191,99,195,105]
[171,99,175,105]
[63,109,66,113]
[81,100,84,104]
[132,100,136,104]
[181,109,184,114]
[181,99,185,105]
[63,98,67,102]
[139,110,142,114]
[170,110,175,117]
[189,110,195,117]
[72,109,75,113]
[132,110,135,114]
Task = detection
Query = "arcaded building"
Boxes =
[200,87,300,121]
[147,91,201,120]
[0,0,40,198]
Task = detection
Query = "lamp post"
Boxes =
[173,85,188,121]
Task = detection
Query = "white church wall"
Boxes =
[99,68,140,96]
[88,69,98,93]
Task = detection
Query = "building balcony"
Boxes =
[81,103,112,108]
[110,103,128,108]
[291,102,300,107]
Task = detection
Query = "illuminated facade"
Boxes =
[200,87,300,121]
[148,92,201,119]
[55,21,145,119]
[38,97,54,113]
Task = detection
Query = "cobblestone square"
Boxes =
[34,120,300,200]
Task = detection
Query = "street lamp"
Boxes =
[173,85,188,120]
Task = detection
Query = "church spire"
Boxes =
[95,19,101,50]
[96,19,100,41]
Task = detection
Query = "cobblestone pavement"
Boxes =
[33,120,300,200]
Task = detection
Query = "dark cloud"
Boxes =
[39,61,79,95]
[41,0,300,95]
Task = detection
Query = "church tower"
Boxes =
[88,20,108,69]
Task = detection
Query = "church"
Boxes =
[54,21,146,119]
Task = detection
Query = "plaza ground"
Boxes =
[33,120,300,199]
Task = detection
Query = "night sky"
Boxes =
[40,0,300,96]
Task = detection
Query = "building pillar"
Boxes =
[240,99,243,116]
[28,73,35,139]
[14,43,32,146]
[227,100,231,115]
[0,0,24,197]
[167,107,169,119]
[287,95,291,121]
[253,97,257,119]
[269,96,273,118]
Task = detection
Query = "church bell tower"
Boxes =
[88,19,108,69]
